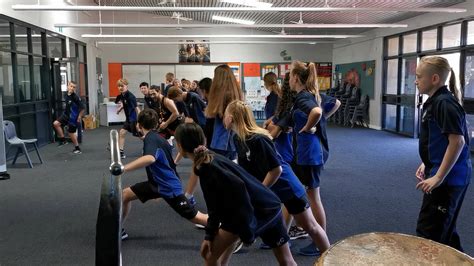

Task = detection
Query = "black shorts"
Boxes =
[130,181,197,220]
[123,121,141,137]
[258,214,290,248]
[298,165,322,189]
[283,195,310,215]
[57,115,77,133]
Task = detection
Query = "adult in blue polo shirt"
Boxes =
[415,56,471,252]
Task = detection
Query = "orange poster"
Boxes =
[243,63,261,77]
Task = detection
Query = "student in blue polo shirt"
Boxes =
[224,100,330,255]
[167,86,207,128]
[120,109,207,241]
[263,72,281,127]
[115,78,141,159]
[174,123,296,266]
[139,81,155,109]
[415,56,471,252]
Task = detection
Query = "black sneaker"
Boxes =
[121,229,129,240]
[57,141,68,147]
[73,147,82,154]
[120,152,126,159]
[288,225,308,240]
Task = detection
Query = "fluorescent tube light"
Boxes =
[96,41,330,45]
[220,0,273,8]
[55,23,408,29]
[212,15,255,25]
[12,5,467,13]
[82,34,363,39]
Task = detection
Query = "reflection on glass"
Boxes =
[400,105,415,135]
[17,54,32,102]
[384,104,397,131]
[466,114,474,151]
[403,33,417,54]
[401,57,417,95]
[386,59,398,94]
[33,56,45,100]
[388,37,399,56]
[0,19,10,50]
[468,21,474,45]
[439,53,461,90]
[465,55,474,98]
[14,25,28,53]
[48,34,63,58]
[0,51,14,104]
[69,42,76,57]
[32,29,42,55]
[442,24,461,48]
[422,29,437,51]
[79,45,85,62]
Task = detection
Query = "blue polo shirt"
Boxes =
[64,92,85,123]
[115,91,138,122]
[419,86,471,186]
[143,131,183,197]
[272,113,294,163]
[265,91,279,119]
[317,93,337,163]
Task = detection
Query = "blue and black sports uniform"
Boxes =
[292,90,324,188]
[184,92,207,128]
[205,117,237,160]
[130,130,197,220]
[416,86,471,251]
[272,113,294,164]
[115,91,140,136]
[235,134,308,215]
[195,153,288,248]
[317,93,337,163]
[58,92,85,133]
[265,91,279,119]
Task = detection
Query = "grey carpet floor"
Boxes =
[0,125,472,265]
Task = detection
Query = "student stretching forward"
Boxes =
[121,109,207,240]
[175,123,296,266]
[224,100,330,255]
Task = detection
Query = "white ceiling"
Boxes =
[92,0,466,35]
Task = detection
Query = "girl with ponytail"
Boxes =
[174,123,296,266]
[414,56,471,251]
[224,100,330,253]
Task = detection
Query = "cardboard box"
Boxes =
[83,115,97,129]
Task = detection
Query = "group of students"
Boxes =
[104,55,470,265]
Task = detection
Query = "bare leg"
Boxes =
[174,152,183,165]
[119,128,127,150]
[271,243,297,266]
[190,211,208,227]
[53,120,64,138]
[70,132,79,147]
[307,187,327,231]
[203,229,239,266]
[293,208,330,252]
[185,170,199,196]
[122,187,138,226]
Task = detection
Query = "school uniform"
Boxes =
[184,92,207,128]
[265,91,279,119]
[272,112,294,164]
[317,93,337,163]
[235,134,308,215]
[416,86,471,251]
[195,153,288,247]
[57,92,85,133]
[115,91,140,136]
[205,117,237,160]
[292,90,324,188]
[130,130,197,220]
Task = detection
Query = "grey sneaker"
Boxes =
[73,148,82,154]
[288,226,308,240]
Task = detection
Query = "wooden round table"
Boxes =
[316,232,474,265]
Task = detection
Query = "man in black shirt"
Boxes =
[53,81,85,154]
[139,82,154,109]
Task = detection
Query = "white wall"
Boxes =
[333,0,474,129]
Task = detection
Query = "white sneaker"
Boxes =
[233,240,243,254]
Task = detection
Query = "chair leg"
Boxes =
[22,143,33,168]
[12,147,21,165]
[34,143,44,164]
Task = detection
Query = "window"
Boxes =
[401,57,417,95]
[403,33,417,54]
[48,34,63,58]
[17,54,32,102]
[384,104,397,131]
[386,59,398,94]
[421,29,437,51]
[32,29,42,55]
[0,51,14,104]
[33,56,46,100]
[14,25,28,53]
[439,53,461,90]
[442,24,461,48]
[387,37,399,56]
[79,45,85,62]
[468,21,474,45]
[0,19,10,50]
[463,54,474,98]
[69,41,76,58]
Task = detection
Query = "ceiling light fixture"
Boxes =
[12,5,467,13]
[212,15,255,25]
[82,34,363,39]
[55,23,408,29]
[96,41,330,45]
[220,0,273,8]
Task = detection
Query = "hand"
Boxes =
[299,126,316,134]
[184,117,194,124]
[159,122,167,130]
[77,118,81,124]
[263,119,271,129]
[200,240,212,260]
[416,175,442,194]
[415,163,425,182]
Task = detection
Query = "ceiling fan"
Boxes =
[272,18,287,35]
[290,12,304,25]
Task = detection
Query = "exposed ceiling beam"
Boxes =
[56,23,408,29]
[12,5,467,13]
[82,34,363,39]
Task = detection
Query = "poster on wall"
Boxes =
[227,62,241,83]
[178,41,211,63]
[317,63,332,91]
